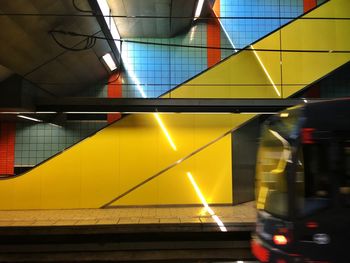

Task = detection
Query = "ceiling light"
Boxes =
[102,53,117,71]
[96,0,121,52]
[18,115,42,122]
[194,0,205,20]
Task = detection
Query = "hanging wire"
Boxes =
[49,30,96,51]
[49,30,350,54]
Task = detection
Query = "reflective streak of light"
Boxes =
[98,0,178,152]
[186,172,227,232]
[189,26,196,43]
[212,9,237,52]
[251,45,281,97]
[154,113,177,151]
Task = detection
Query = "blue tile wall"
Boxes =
[220,0,304,60]
[121,22,208,98]
[121,1,308,98]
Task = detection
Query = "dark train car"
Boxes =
[252,99,350,262]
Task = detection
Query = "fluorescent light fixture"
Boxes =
[194,0,205,20]
[186,172,227,232]
[18,115,42,122]
[251,45,281,97]
[96,0,121,52]
[154,113,177,151]
[303,98,308,103]
[280,112,289,118]
[96,0,110,17]
[102,53,117,71]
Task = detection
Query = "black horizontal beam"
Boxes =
[36,98,325,113]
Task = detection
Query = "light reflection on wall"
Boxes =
[187,172,227,232]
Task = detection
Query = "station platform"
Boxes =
[0,202,256,262]
[0,201,256,228]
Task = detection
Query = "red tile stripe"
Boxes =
[107,72,122,123]
[303,0,318,96]
[304,0,317,13]
[0,123,16,175]
[207,0,221,67]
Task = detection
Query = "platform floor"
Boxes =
[0,202,256,227]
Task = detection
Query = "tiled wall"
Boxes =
[13,0,313,168]
[121,22,208,98]
[220,0,303,50]
[15,122,106,166]
[121,0,309,98]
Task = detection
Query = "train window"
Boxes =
[297,144,331,217]
[256,127,289,217]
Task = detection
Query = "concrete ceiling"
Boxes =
[108,0,197,38]
[0,0,205,98]
[0,0,112,96]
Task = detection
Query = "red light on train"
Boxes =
[251,239,270,262]
[273,234,288,245]
[306,221,319,228]
[302,128,315,144]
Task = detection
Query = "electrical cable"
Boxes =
[0,12,349,20]
[49,30,96,51]
[24,30,101,79]
[33,82,316,87]
[49,30,350,54]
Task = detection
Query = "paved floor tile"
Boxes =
[118,218,140,224]
[0,202,256,227]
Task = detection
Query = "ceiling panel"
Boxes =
[0,0,113,96]
[108,0,197,38]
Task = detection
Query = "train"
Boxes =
[252,99,350,262]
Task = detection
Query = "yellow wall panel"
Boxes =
[112,135,232,206]
[252,32,282,98]
[80,128,120,208]
[13,171,41,209]
[170,51,273,99]
[192,136,232,204]
[0,180,15,210]
[40,146,82,209]
[118,114,162,194]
